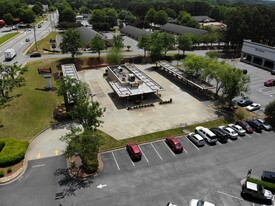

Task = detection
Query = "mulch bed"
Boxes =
[0,160,23,178]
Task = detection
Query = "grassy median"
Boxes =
[0,32,18,45]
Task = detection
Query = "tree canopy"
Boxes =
[60,29,83,58]
[90,34,105,58]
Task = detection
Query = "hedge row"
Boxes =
[0,138,29,167]
[247,177,275,193]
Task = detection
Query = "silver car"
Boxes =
[219,126,238,140]
[228,124,246,136]
[187,132,205,147]
[256,119,272,131]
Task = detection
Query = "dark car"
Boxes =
[261,171,275,183]
[256,119,272,131]
[126,143,142,161]
[38,24,42,28]
[246,119,263,133]
[271,69,275,75]
[236,120,254,133]
[264,79,275,87]
[165,136,183,153]
[237,99,253,107]
[210,128,229,143]
[30,52,41,58]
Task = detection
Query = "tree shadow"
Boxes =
[54,168,94,197]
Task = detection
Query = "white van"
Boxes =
[195,126,217,144]
[4,48,16,61]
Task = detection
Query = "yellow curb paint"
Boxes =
[55,149,59,155]
[36,153,41,159]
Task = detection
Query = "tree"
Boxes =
[18,7,35,23]
[107,48,123,65]
[154,10,168,26]
[105,8,118,28]
[59,7,76,23]
[183,54,206,78]
[149,31,164,61]
[145,8,156,24]
[159,32,175,56]
[79,6,90,14]
[89,9,106,30]
[178,11,192,25]
[111,35,124,50]
[178,34,193,54]
[90,35,105,58]
[32,4,43,16]
[60,29,83,58]
[138,34,151,57]
[264,100,275,120]
[166,8,177,19]
[3,13,13,26]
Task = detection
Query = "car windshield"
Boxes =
[197,200,205,206]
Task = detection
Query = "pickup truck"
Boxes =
[261,171,275,183]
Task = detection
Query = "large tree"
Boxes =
[264,100,275,120]
[60,29,83,58]
[137,34,151,57]
[3,13,13,26]
[154,10,168,26]
[90,35,105,58]
[159,32,175,56]
[107,48,123,65]
[145,8,156,24]
[178,34,193,54]
[59,7,76,23]
[111,34,124,50]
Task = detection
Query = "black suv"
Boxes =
[210,128,229,143]
[261,171,275,183]
[247,119,263,133]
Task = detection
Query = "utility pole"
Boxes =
[49,12,53,32]
[33,24,38,51]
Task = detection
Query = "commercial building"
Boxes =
[120,25,151,40]
[160,23,208,36]
[107,64,164,99]
[241,40,275,71]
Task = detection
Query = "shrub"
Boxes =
[7,167,12,173]
[0,170,4,177]
[0,138,29,167]
[0,141,4,152]
[265,100,275,120]
[82,154,98,174]
[247,177,275,193]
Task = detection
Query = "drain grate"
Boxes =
[55,192,64,200]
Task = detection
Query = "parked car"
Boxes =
[38,24,42,28]
[246,103,261,111]
[219,126,238,140]
[246,119,263,133]
[189,199,215,206]
[255,119,272,131]
[167,202,178,206]
[236,120,254,133]
[187,132,205,147]
[126,143,142,161]
[227,124,246,136]
[237,99,253,107]
[271,68,275,75]
[242,181,273,200]
[210,128,229,143]
[261,171,275,183]
[165,136,183,153]
[264,79,275,87]
[25,38,30,42]
[195,126,217,144]
[30,52,41,58]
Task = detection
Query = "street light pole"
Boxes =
[33,24,38,51]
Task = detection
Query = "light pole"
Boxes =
[33,24,38,51]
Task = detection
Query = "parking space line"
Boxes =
[139,139,163,146]
[216,191,243,201]
[255,132,261,136]
[101,147,124,154]
[183,148,188,154]
[238,136,243,141]
[162,140,176,157]
[138,146,149,163]
[111,151,120,171]
[217,141,222,146]
[246,134,252,138]
[150,143,163,160]
[186,137,200,151]
[228,139,233,143]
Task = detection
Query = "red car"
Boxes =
[126,143,142,161]
[165,136,183,153]
[264,79,275,87]
[236,120,253,133]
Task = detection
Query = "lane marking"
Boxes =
[183,148,188,154]
[150,143,163,160]
[55,149,59,155]
[138,145,149,163]
[162,140,176,157]
[185,137,200,151]
[32,164,45,168]
[36,153,41,159]
[101,147,125,154]
[216,191,243,201]
[111,151,120,171]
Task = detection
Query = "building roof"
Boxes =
[160,23,208,36]
[120,25,151,40]
[61,64,79,80]
[192,16,215,23]
[77,26,103,45]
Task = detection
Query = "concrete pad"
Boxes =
[78,64,218,140]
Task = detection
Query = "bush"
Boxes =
[0,138,29,167]
[0,170,4,177]
[0,141,4,152]
[82,154,98,174]
[7,167,12,173]
[247,177,275,193]
[265,100,275,120]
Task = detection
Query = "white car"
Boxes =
[246,103,261,111]
[189,199,215,206]
[228,124,246,136]
[219,126,238,140]
[256,119,272,131]
[167,202,178,206]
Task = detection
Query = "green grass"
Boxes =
[0,59,63,140]
[27,32,60,54]
[0,32,18,45]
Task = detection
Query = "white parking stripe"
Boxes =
[124,149,135,166]
[162,140,176,157]
[228,139,233,143]
[111,151,120,171]
[216,191,243,201]
[183,148,188,154]
[185,137,200,151]
[101,147,124,154]
[263,90,275,95]
[138,146,149,163]
[150,143,163,160]
[255,132,261,136]
[217,141,222,146]
[246,134,252,138]
[238,136,243,141]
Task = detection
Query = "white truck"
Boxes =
[4,49,16,61]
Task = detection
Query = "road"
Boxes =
[0,11,59,66]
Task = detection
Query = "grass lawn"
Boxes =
[0,32,18,45]
[0,59,63,140]
[27,32,60,54]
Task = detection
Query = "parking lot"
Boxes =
[99,129,275,206]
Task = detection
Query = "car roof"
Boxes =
[193,134,204,140]
[127,143,140,153]
[246,181,257,191]
[168,136,180,144]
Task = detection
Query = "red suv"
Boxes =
[126,143,142,161]
[236,120,253,133]
[264,79,275,87]
[165,136,183,153]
